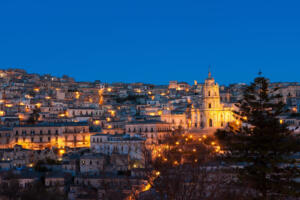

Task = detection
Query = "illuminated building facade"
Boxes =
[162,72,235,130]
[125,120,172,145]
[0,122,92,150]
[190,72,235,129]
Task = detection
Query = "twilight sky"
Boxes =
[0,0,300,85]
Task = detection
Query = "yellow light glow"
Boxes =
[106,117,111,122]
[149,112,155,116]
[202,135,207,139]
[211,142,215,145]
[107,125,112,129]
[18,114,24,120]
[58,113,65,117]
[193,148,196,152]
[25,94,33,99]
[107,88,112,92]
[45,96,51,100]
[0,111,5,116]
[110,110,115,117]
[98,89,104,105]
[93,120,100,125]
[136,89,141,93]
[75,91,80,99]
[155,171,160,176]
[5,104,13,108]
[143,183,151,192]
[33,88,40,92]
[157,110,162,115]
[35,103,42,108]
[59,149,65,155]
[280,119,283,124]
[175,141,180,145]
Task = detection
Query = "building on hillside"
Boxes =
[0,122,92,149]
[125,120,172,145]
[90,133,145,162]
[162,72,235,133]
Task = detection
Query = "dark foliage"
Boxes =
[215,76,300,199]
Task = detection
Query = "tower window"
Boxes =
[208,103,212,108]
[209,119,213,127]
[208,91,211,96]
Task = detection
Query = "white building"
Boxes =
[90,134,145,161]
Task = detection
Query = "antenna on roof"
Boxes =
[208,65,211,78]
[258,69,262,76]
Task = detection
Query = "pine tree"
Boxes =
[215,75,300,199]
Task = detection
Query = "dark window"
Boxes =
[209,119,213,127]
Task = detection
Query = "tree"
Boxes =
[215,75,300,199]
[137,134,248,200]
[27,105,41,124]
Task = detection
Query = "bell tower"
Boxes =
[202,71,220,110]
[201,71,222,128]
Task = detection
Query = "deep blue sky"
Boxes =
[0,0,300,85]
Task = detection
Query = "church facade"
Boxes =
[161,72,235,131]
[190,72,235,129]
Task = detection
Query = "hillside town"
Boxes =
[0,68,299,199]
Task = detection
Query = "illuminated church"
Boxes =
[190,71,235,129]
[161,72,235,132]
